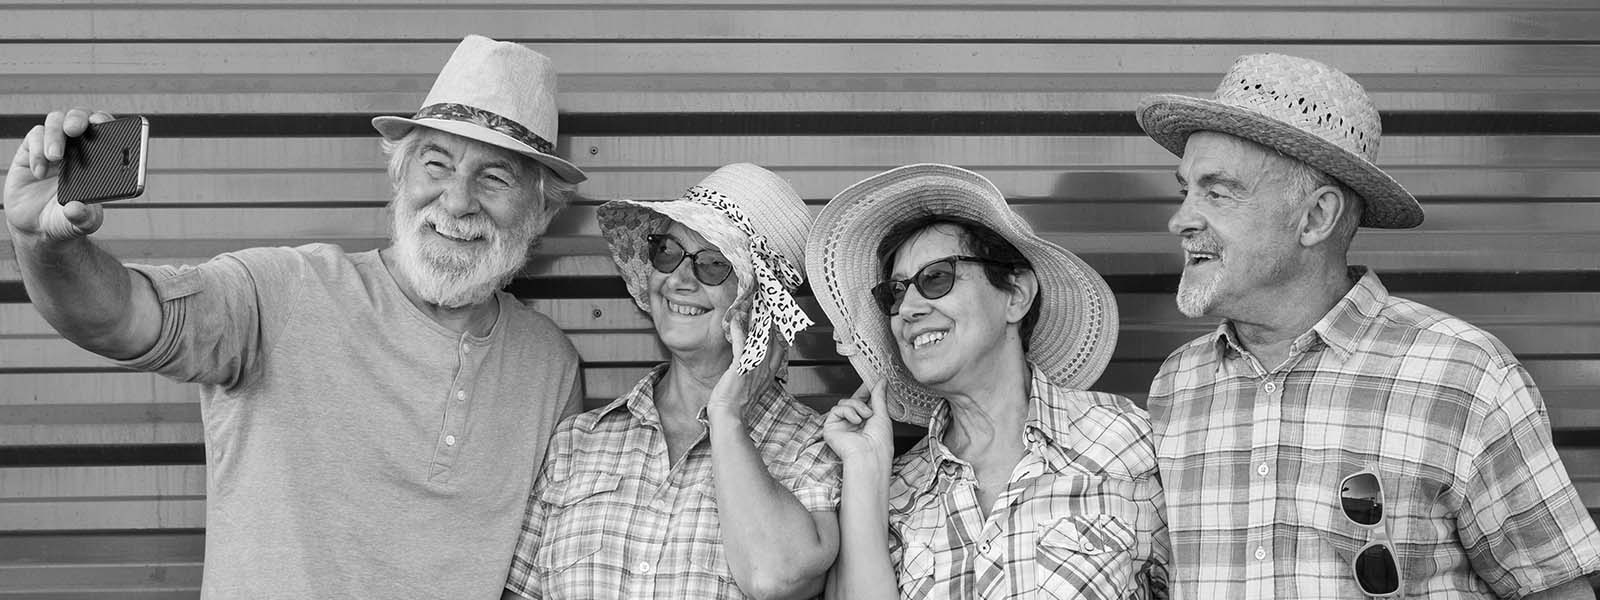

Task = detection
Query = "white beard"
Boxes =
[389,196,543,308]
[1175,269,1218,318]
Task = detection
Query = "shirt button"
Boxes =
[635,561,652,574]
[1257,463,1270,476]
[461,343,470,353]
[1263,381,1278,393]
[1255,546,1267,560]
[456,390,466,401]
[979,542,991,555]
[444,435,457,446]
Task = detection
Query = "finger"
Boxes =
[850,381,873,400]
[62,108,93,139]
[867,378,890,416]
[25,126,48,180]
[62,201,104,234]
[87,111,117,125]
[42,112,66,162]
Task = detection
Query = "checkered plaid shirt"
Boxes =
[886,367,1171,600]
[505,365,840,599]
[1148,268,1600,598]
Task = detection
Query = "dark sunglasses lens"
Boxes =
[693,254,733,286]
[1354,545,1400,595]
[915,260,958,300]
[871,281,906,315]
[648,236,684,274]
[1341,473,1383,525]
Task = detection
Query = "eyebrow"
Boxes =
[417,143,523,178]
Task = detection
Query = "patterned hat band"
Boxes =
[680,185,805,288]
[412,103,555,155]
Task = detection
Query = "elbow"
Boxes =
[740,566,828,600]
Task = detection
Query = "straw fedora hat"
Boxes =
[373,35,586,184]
[597,163,814,373]
[1137,53,1421,228]
[806,164,1119,425]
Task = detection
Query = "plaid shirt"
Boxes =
[505,364,840,599]
[886,367,1171,600]
[1149,268,1600,599]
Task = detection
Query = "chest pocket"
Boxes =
[1035,514,1135,600]
[535,472,622,575]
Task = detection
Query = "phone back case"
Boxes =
[59,116,146,204]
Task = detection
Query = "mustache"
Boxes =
[409,204,496,242]
[1182,234,1223,254]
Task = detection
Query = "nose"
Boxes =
[896,283,933,320]
[664,255,698,289]
[437,176,480,218]
[1168,193,1204,237]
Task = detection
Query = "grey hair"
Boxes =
[1271,149,1364,247]
[379,128,578,212]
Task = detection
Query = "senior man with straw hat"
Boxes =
[5,35,587,597]
[812,163,1170,598]
[505,164,841,600]
[1139,53,1600,599]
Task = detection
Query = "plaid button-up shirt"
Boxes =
[505,365,840,599]
[886,367,1171,600]
[1149,268,1600,598]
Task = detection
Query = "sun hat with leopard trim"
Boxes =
[805,163,1119,425]
[597,163,813,374]
[1137,53,1421,228]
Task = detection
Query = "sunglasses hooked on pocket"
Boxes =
[1340,468,1402,597]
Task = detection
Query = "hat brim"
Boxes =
[372,116,588,184]
[1137,94,1421,229]
[805,164,1119,424]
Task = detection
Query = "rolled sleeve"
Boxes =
[115,256,262,387]
[1459,364,1600,597]
[778,429,842,514]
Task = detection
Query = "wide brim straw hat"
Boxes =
[597,163,814,373]
[806,163,1119,425]
[1137,53,1421,228]
[373,34,586,184]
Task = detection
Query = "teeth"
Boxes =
[667,300,709,316]
[1187,251,1218,264]
[912,331,946,348]
[429,223,479,242]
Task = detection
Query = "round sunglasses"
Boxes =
[647,234,734,286]
[1340,469,1402,597]
[871,255,1014,316]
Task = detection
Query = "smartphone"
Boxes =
[58,115,149,205]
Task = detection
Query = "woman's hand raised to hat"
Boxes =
[706,321,784,418]
[823,378,895,468]
[4,109,117,243]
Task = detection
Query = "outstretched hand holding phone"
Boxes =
[5,109,124,242]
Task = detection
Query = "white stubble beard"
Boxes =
[388,191,547,308]
[1175,265,1219,318]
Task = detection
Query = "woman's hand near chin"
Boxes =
[707,321,784,417]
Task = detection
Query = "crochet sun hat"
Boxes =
[805,163,1119,425]
[597,163,813,373]
[1137,53,1421,228]
[373,34,586,184]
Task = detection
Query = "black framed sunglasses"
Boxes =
[646,234,734,286]
[870,255,1012,316]
[1340,469,1402,597]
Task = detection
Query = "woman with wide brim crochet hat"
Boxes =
[810,164,1171,598]
[504,164,841,599]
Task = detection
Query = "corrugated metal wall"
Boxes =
[2,1,1597,596]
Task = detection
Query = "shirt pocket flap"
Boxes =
[540,472,622,508]
[1037,514,1134,556]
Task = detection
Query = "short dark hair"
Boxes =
[875,215,1041,349]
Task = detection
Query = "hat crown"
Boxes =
[694,163,810,274]
[422,35,560,144]
[1212,53,1382,161]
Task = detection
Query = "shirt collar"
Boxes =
[577,363,788,436]
[909,365,1071,494]
[1204,266,1385,366]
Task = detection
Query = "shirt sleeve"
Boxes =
[1457,362,1600,597]
[1134,470,1172,600]
[507,423,573,599]
[112,247,302,388]
[774,417,843,513]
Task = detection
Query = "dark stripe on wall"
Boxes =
[4,112,1600,138]
[6,272,1600,304]
[0,444,204,468]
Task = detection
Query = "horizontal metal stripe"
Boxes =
[6,112,1600,139]
[0,444,203,468]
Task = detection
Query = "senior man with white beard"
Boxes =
[3,36,588,599]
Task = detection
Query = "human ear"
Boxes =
[1005,268,1040,324]
[1299,184,1346,247]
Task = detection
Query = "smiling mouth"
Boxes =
[428,223,482,243]
[1185,251,1219,266]
[666,300,710,317]
[910,331,946,349]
